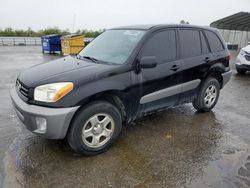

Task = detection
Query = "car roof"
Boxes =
[111,24,157,30]
[111,24,217,31]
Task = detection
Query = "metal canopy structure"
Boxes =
[210,12,250,31]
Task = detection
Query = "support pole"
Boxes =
[239,31,244,48]
[232,30,237,50]
[222,29,225,41]
[247,31,249,44]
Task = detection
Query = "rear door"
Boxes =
[132,29,183,114]
[178,29,211,103]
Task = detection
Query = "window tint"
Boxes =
[179,29,201,58]
[141,30,176,63]
[204,30,224,52]
[200,31,209,54]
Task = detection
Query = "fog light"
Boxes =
[34,117,47,133]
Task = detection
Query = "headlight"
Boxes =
[240,50,246,56]
[34,82,73,102]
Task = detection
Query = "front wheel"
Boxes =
[67,101,122,156]
[193,78,220,112]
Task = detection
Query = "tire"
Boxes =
[192,78,220,112]
[67,101,122,156]
[236,67,246,74]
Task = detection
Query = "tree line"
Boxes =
[0,21,189,38]
[0,27,104,38]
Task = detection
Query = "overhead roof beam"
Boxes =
[210,12,250,31]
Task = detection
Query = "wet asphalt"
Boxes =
[0,46,250,188]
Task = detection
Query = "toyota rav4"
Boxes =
[10,24,232,155]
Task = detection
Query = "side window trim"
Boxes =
[200,30,211,54]
[138,29,178,64]
[174,28,179,61]
[201,30,212,53]
[176,29,180,60]
[198,30,202,54]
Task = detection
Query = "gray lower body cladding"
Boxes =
[140,79,201,104]
[222,70,232,87]
[140,70,232,105]
[10,88,79,139]
[236,63,250,71]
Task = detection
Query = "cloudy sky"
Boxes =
[1,0,250,31]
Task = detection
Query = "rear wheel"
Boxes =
[67,101,122,156]
[193,78,220,112]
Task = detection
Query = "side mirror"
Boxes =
[248,41,250,45]
[140,56,157,69]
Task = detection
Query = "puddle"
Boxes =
[2,105,250,188]
[188,132,250,188]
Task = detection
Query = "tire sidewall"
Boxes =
[67,101,122,155]
[200,78,220,111]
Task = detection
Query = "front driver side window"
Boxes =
[141,30,177,64]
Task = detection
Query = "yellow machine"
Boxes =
[61,34,85,55]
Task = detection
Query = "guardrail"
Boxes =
[0,37,41,46]
[0,37,94,46]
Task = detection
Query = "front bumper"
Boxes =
[236,63,250,71]
[10,88,79,139]
[236,54,250,71]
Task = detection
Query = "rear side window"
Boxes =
[204,30,224,52]
[200,31,209,54]
[141,30,176,63]
[179,29,201,58]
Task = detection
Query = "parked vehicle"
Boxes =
[10,24,231,155]
[236,42,250,74]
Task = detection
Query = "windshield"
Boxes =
[79,30,145,65]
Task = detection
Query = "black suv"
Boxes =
[10,24,232,155]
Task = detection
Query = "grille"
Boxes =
[16,80,29,100]
[245,55,250,61]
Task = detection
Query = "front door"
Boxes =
[131,29,183,116]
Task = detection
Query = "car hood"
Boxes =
[18,56,117,88]
[242,45,250,53]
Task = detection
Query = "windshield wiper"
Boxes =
[77,55,99,63]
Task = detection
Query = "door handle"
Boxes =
[170,64,181,71]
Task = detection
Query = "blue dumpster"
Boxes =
[41,34,62,54]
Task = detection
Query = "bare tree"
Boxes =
[180,20,190,24]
